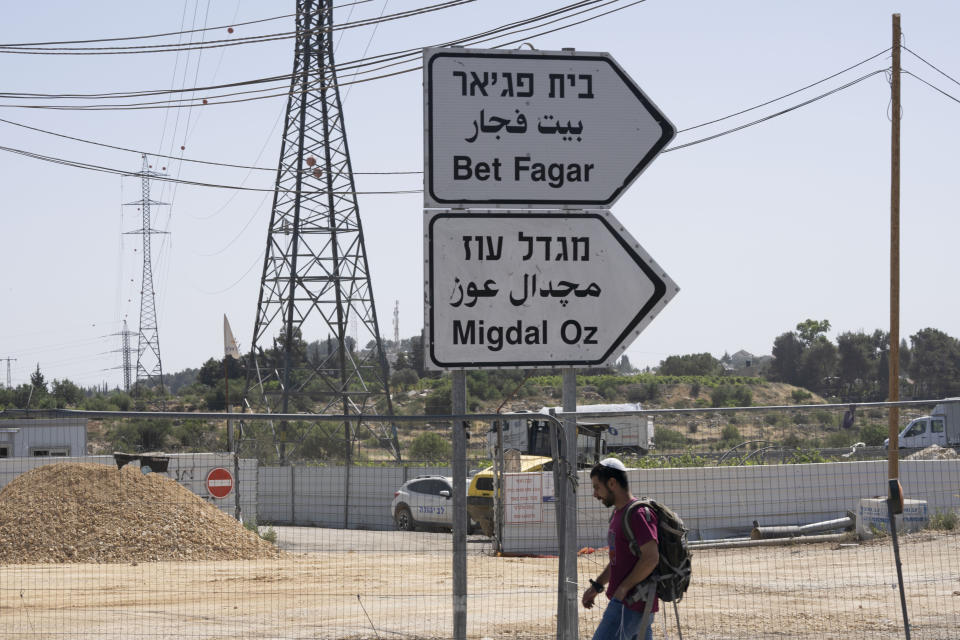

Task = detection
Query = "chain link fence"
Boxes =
[0,400,957,638]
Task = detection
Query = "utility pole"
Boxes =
[123,155,169,401]
[888,14,901,481]
[0,358,16,388]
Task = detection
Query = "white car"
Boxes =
[391,475,478,533]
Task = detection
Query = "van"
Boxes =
[885,399,960,449]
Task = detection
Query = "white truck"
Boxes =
[885,398,960,450]
[487,403,654,460]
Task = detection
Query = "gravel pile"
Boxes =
[0,462,279,564]
[906,445,959,460]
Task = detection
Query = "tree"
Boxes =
[798,339,838,393]
[836,332,873,391]
[658,353,722,376]
[770,332,804,385]
[30,364,47,393]
[796,319,831,347]
[50,379,82,408]
[197,357,243,387]
[394,350,410,370]
[616,355,634,373]
[391,368,419,390]
[909,328,960,397]
[410,334,427,378]
[409,432,452,462]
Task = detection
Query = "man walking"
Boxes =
[582,458,658,640]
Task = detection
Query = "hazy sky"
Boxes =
[1,1,958,389]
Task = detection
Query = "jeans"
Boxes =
[591,598,655,640]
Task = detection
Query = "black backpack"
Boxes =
[621,498,692,604]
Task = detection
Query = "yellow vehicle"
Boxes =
[467,454,552,536]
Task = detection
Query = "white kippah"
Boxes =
[599,457,626,471]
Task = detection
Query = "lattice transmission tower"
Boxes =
[245,0,399,464]
[121,319,135,392]
[123,154,168,399]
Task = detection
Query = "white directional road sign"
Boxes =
[424,210,678,369]
[423,47,675,208]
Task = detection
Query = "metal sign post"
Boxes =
[423,45,677,640]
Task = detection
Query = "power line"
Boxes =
[0,48,894,174]
[0,0,611,104]
[664,69,887,153]
[677,47,892,133]
[903,70,960,106]
[0,143,423,194]
[0,68,888,188]
[903,46,960,89]
[0,0,476,55]
[0,2,371,48]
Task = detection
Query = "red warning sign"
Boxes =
[206,467,234,499]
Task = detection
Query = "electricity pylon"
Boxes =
[124,154,168,400]
[245,0,400,465]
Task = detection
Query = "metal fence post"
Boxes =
[451,370,468,640]
[561,369,578,640]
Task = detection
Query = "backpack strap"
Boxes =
[622,499,652,558]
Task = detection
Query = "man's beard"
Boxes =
[601,494,614,507]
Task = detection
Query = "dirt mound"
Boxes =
[0,462,279,564]
[906,445,959,460]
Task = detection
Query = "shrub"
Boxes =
[409,432,452,462]
[786,449,829,464]
[791,389,812,403]
[625,383,646,403]
[424,386,452,415]
[654,426,686,450]
[391,368,419,390]
[690,381,701,398]
[711,384,752,408]
[782,433,803,449]
[859,422,888,446]
[244,519,278,543]
[721,424,742,443]
[929,510,958,531]
[811,409,833,425]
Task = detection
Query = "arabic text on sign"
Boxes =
[448,275,601,308]
[464,109,584,143]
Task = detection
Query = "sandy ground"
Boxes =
[1,527,958,639]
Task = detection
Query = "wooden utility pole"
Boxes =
[888,13,901,481]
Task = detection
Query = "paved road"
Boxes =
[267,525,494,554]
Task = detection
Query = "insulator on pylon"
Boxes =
[180,146,185,151]
[313,168,322,178]
[228,27,234,34]
[202,99,208,105]
[306,156,316,167]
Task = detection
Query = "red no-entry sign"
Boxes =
[206,467,234,499]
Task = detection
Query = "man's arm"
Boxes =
[612,540,658,602]
[581,563,611,609]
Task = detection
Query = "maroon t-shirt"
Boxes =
[607,499,659,613]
